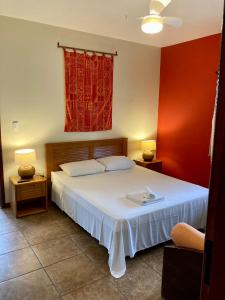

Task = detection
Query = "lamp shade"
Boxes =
[141,140,156,151]
[15,149,36,165]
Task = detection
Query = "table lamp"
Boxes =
[15,149,36,179]
[141,140,156,162]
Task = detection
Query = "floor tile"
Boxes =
[15,204,70,231]
[140,246,164,275]
[21,208,67,225]
[112,260,162,300]
[22,220,76,245]
[0,231,29,255]
[0,206,165,299]
[13,209,74,236]
[0,219,19,235]
[0,269,59,300]
[0,208,14,219]
[82,242,110,273]
[83,243,108,263]
[16,213,60,231]
[144,253,163,275]
[0,247,41,282]
[70,231,98,251]
[62,277,126,300]
[45,254,105,295]
[55,216,79,227]
[32,236,82,267]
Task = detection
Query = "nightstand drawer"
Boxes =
[16,182,46,201]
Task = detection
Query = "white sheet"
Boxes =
[51,166,208,278]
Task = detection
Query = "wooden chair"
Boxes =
[161,245,203,300]
[161,222,205,300]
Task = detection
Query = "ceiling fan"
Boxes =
[140,0,182,34]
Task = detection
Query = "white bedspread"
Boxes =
[51,166,208,278]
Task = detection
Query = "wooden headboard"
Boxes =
[45,137,127,183]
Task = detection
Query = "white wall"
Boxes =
[0,16,161,202]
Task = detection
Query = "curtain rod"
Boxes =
[57,42,118,56]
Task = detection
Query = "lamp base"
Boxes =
[142,151,154,162]
[18,165,35,179]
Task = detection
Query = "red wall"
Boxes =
[157,34,221,187]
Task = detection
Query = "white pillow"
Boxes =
[59,159,105,177]
[97,156,135,171]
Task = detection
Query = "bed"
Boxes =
[46,138,208,278]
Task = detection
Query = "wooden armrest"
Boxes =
[161,245,203,300]
[165,244,204,254]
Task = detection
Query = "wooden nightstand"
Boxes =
[9,176,48,218]
[134,159,163,173]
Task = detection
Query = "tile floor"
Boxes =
[0,203,165,300]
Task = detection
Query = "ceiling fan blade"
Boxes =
[149,0,172,15]
[137,15,151,20]
[163,17,183,27]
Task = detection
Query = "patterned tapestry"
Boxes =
[64,49,114,132]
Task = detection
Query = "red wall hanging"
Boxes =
[64,49,114,132]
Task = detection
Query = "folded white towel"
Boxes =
[127,191,164,206]
[145,186,154,197]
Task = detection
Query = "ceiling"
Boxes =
[0,0,223,47]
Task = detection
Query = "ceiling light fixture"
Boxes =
[141,16,163,34]
[140,0,182,35]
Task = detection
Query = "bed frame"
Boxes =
[45,137,127,188]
